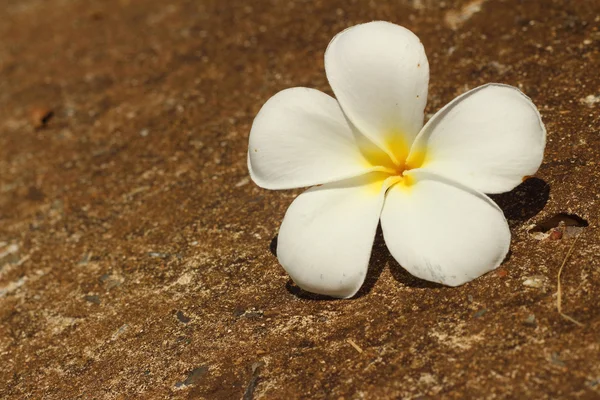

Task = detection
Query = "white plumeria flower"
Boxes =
[248,21,546,298]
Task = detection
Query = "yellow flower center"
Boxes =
[363,132,426,173]
[361,131,427,192]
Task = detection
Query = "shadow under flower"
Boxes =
[360,227,446,293]
[278,226,442,301]
[489,177,549,222]
[276,178,549,300]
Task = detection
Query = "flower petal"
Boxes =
[277,173,391,298]
[409,84,546,194]
[380,171,510,286]
[325,21,429,163]
[248,87,383,190]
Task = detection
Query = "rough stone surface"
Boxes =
[1,0,599,398]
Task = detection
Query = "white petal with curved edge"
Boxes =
[380,171,510,286]
[325,21,429,163]
[248,87,379,190]
[277,173,391,298]
[409,84,546,194]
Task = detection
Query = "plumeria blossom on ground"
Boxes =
[248,21,546,298]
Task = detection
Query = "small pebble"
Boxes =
[522,276,545,288]
[581,94,600,107]
[549,229,563,240]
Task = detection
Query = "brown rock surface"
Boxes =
[1,0,599,398]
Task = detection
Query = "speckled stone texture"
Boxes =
[1,0,599,398]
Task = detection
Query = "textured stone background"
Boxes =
[1,0,599,398]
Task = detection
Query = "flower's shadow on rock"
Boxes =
[277,228,442,301]
[489,177,550,222]
[367,229,445,291]
[284,281,342,301]
[276,178,548,300]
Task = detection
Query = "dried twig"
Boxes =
[556,236,585,327]
[347,338,363,354]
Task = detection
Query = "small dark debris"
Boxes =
[298,339,315,348]
[243,361,264,400]
[89,10,105,20]
[30,106,53,128]
[176,310,191,323]
[473,309,488,318]
[233,307,245,317]
[84,295,101,305]
[26,186,45,201]
[523,314,536,327]
[175,366,208,388]
[587,378,600,388]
